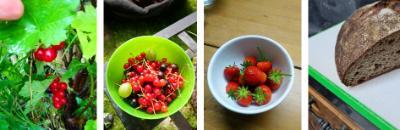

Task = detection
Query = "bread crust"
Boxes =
[335,0,400,86]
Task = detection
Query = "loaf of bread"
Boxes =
[335,0,400,86]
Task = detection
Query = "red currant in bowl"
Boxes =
[106,36,195,119]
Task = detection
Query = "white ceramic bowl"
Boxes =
[207,35,294,114]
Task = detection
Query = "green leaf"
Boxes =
[0,120,9,129]
[62,59,86,80]
[73,99,89,116]
[0,0,79,55]
[23,94,45,115]
[35,62,45,75]
[87,62,96,76]
[18,79,52,98]
[72,4,97,60]
[18,79,52,114]
[84,119,96,130]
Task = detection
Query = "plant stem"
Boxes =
[89,68,94,98]
[62,34,78,58]
[29,54,36,121]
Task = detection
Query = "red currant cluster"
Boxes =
[49,77,68,109]
[34,42,65,62]
[121,52,185,114]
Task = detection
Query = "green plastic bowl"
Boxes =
[106,36,195,119]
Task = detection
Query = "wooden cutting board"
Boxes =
[309,23,400,128]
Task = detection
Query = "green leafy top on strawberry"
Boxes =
[268,69,290,84]
[227,89,236,100]
[240,61,252,72]
[226,82,239,100]
[253,87,268,104]
[257,47,270,62]
[236,87,250,100]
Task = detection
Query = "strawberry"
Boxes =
[243,66,267,86]
[243,56,257,66]
[256,47,272,73]
[267,68,290,91]
[224,65,240,81]
[226,82,239,99]
[257,62,272,73]
[238,74,245,85]
[253,85,272,105]
[236,87,252,107]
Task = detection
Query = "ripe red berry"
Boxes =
[34,48,45,61]
[138,97,148,107]
[131,83,141,92]
[61,98,67,105]
[153,102,161,111]
[145,93,154,100]
[136,65,144,73]
[59,82,67,90]
[52,96,61,103]
[153,88,162,96]
[124,63,130,69]
[52,41,65,50]
[144,84,152,93]
[157,95,166,101]
[161,105,168,113]
[146,107,154,113]
[54,102,62,109]
[42,47,57,62]
[55,91,65,97]
[140,52,146,58]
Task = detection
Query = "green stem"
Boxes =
[89,69,94,98]
[29,54,35,121]
[62,34,78,58]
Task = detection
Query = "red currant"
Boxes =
[144,84,152,93]
[146,107,154,113]
[153,102,161,111]
[140,52,146,58]
[59,82,67,90]
[42,47,57,62]
[157,95,166,101]
[138,97,148,107]
[131,83,141,92]
[161,105,168,113]
[34,48,45,61]
[54,102,62,109]
[136,65,144,73]
[124,63,130,69]
[153,88,161,96]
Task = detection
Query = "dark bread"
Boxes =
[335,0,400,86]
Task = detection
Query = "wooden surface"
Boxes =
[205,0,301,66]
[204,0,301,129]
[204,45,301,129]
[309,87,361,129]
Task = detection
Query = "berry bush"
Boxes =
[0,0,97,129]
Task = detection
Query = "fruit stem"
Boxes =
[256,47,269,61]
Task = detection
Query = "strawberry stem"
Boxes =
[257,47,269,62]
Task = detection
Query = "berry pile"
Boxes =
[49,77,68,109]
[34,41,65,62]
[118,51,184,114]
[224,47,289,107]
